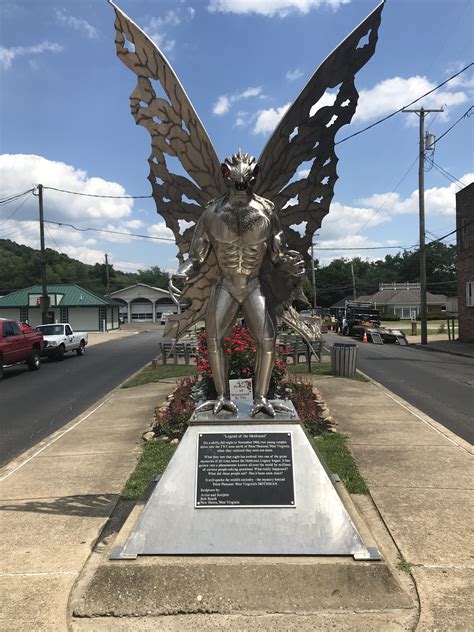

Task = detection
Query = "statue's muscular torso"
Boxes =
[201,192,276,291]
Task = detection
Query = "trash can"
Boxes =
[331,342,358,377]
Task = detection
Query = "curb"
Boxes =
[355,368,473,455]
[410,343,474,360]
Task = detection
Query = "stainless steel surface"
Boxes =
[116,421,374,558]
[191,399,297,422]
[110,1,384,415]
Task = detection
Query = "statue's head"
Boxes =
[221,150,259,191]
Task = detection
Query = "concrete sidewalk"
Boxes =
[317,376,473,631]
[0,378,180,631]
[410,338,474,359]
[0,368,472,630]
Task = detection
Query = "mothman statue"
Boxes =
[109,0,384,416]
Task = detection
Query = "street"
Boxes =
[0,331,162,467]
[324,333,474,444]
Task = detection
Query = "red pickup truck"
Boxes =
[0,318,44,380]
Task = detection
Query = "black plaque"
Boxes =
[196,432,294,507]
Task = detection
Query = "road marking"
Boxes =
[0,396,112,482]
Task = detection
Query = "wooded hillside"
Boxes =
[0,239,456,307]
[0,240,169,297]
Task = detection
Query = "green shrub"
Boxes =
[380,314,400,321]
[417,312,446,321]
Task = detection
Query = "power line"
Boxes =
[44,220,175,242]
[353,154,419,236]
[0,188,35,205]
[0,220,38,240]
[431,161,465,188]
[42,186,152,200]
[335,63,473,146]
[0,193,33,228]
[313,244,408,251]
[432,105,474,146]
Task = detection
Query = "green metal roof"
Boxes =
[0,284,121,307]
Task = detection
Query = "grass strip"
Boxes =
[314,432,368,494]
[121,364,197,388]
[122,440,177,500]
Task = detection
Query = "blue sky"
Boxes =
[0,0,473,276]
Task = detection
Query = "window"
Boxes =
[467,281,474,307]
[2,322,15,337]
[10,321,21,335]
[65,325,72,335]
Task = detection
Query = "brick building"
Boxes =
[456,183,474,342]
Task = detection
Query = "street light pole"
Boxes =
[403,106,443,345]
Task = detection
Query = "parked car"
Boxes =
[36,323,88,360]
[0,318,44,380]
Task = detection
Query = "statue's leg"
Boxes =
[195,284,240,415]
[242,286,293,418]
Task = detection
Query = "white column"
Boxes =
[152,300,156,323]
[127,301,131,323]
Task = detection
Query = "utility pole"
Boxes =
[310,243,317,313]
[403,106,443,345]
[105,253,110,297]
[350,261,357,301]
[37,184,49,325]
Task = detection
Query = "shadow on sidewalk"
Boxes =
[1,493,118,517]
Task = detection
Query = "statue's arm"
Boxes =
[268,212,305,277]
[174,211,211,280]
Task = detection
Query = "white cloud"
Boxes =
[253,102,291,134]
[319,201,391,242]
[0,154,133,224]
[213,95,231,116]
[286,68,303,81]
[360,172,474,218]
[208,0,350,17]
[55,9,98,39]
[0,41,63,70]
[145,8,195,53]
[147,222,174,239]
[354,75,468,124]
[124,219,145,229]
[213,86,264,116]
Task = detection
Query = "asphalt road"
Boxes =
[325,332,474,444]
[0,332,162,468]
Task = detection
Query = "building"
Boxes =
[110,283,177,323]
[356,283,447,320]
[330,284,447,320]
[456,183,474,342]
[0,284,121,331]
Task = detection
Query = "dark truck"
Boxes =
[344,301,408,345]
[0,318,44,380]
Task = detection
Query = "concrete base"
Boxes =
[73,556,413,618]
[112,416,377,558]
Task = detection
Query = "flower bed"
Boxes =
[151,325,335,440]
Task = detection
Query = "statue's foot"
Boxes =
[272,401,294,414]
[250,396,275,418]
[195,396,238,416]
[250,397,294,418]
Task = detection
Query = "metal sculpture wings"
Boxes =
[109,0,384,337]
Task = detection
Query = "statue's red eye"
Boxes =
[221,164,230,178]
